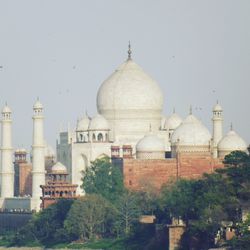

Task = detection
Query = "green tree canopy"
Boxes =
[64,194,117,240]
[11,199,74,246]
[81,157,124,202]
[114,191,142,236]
[223,150,250,167]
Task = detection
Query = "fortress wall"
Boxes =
[123,155,224,191]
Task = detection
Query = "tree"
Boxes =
[223,150,250,167]
[64,194,116,240]
[160,179,198,224]
[218,151,250,202]
[229,214,250,249]
[114,191,141,236]
[11,199,74,246]
[81,157,124,202]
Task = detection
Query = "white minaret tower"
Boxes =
[0,104,14,198]
[31,99,45,211]
[212,101,223,158]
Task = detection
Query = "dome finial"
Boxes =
[173,107,176,114]
[189,105,192,115]
[149,123,152,132]
[230,122,233,131]
[127,41,132,60]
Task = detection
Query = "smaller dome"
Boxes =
[136,133,165,152]
[15,148,26,153]
[218,130,247,152]
[33,99,43,109]
[2,104,11,113]
[164,113,182,130]
[213,103,223,112]
[77,114,90,131]
[89,114,109,131]
[171,114,211,146]
[51,162,67,173]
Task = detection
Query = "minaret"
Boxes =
[0,104,14,198]
[212,101,223,158]
[31,99,45,211]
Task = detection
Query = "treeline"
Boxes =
[4,152,250,249]
[161,151,250,249]
[8,157,167,249]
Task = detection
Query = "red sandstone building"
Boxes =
[40,162,78,209]
[14,147,56,198]
[111,143,224,192]
[14,149,32,196]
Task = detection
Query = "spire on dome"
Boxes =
[230,122,233,131]
[127,41,132,60]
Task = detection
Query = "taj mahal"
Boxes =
[56,45,248,194]
[0,45,248,211]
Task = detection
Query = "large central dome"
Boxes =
[97,59,163,113]
[96,57,164,143]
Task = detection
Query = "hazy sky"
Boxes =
[0,0,250,151]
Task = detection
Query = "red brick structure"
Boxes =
[122,151,224,191]
[40,162,78,209]
[18,163,32,196]
[14,149,32,196]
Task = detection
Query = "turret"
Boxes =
[0,104,14,198]
[31,99,45,211]
[212,101,223,158]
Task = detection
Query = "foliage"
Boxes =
[223,150,250,167]
[159,150,250,249]
[81,157,125,202]
[11,199,73,246]
[114,191,142,236]
[64,194,117,240]
[228,214,250,250]
[10,150,250,248]
[160,179,199,224]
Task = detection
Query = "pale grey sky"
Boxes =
[0,0,250,151]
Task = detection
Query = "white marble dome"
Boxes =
[96,58,163,140]
[51,162,67,173]
[15,148,27,153]
[164,112,182,130]
[89,114,109,131]
[171,114,211,146]
[97,59,163,115]
[213,103,223,111]
[136,133,165,159]
[2,104,11,113]
[77,114,90,131]
[33,99,43,109]
[218,130,247,152]
[136,133,165,152]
